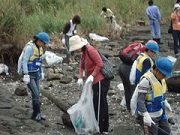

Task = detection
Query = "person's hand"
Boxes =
[143,112,155,127]
[85,75,94,84]
[165,100,172,112]
[77,78,83,87]
[61,38,65,45]
[23,75,30,84]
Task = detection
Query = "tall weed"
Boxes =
[0,0,175,47]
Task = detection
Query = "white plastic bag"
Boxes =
[44,51,63,66]
[89,33,109,42]
[129,60,137,85]
[130,85,139,117]
[117,83,124,91]
[111,16,122,31]
[167,55,177,65]
[120,96,126,108]
[67,82,99,135]
[0,64,9,75]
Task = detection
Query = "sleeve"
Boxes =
[141,58,151,76]
[79,54,84,78]
[146,8,152,19]
[22,45,33,74]
[73,25,77,35]
[171,12,176,20]
[87,47,103,77]
[100,11,104,16]
[156,7,162,21]
[146,7,155,20]
[63,22,71,34]
[137,77,151,113]
[107,8,113,16]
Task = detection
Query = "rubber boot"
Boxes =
[153,38,157,42]
[157,38,163,44]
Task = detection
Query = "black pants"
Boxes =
[138,115,171,135]
[92,79,110,133]
[118,62,136,111]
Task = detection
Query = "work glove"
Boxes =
[40,73,44,80]
[85,75,94,84]
[165,100,172,112]
[23,75,30,84]
[38,72,44,80]
[77,78,83,87]
[61,38,65,45]
[143,112,155,127]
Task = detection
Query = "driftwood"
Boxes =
[166,56,180,93]
[41,89,73,128]
[167,76,180,93]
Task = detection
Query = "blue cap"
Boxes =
[36,32,50,44]
[146,40,159,53]
[155,57,173,77]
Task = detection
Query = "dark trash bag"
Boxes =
[167,76,180,93]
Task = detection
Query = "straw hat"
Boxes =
[69,35,88,52]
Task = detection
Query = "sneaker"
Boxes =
[40,113,46,120]
[101,132,108,135]
[69,62,78,65]
[175,53,179,58]
[34,113,41,122]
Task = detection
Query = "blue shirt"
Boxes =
[146,5,161,21]
[22,45,34,74]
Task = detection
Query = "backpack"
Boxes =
[87,50,114,80]
[119,42,145,65]
[98,52,114,80]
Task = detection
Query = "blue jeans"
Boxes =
[149,19,161,39]
[65,35,74,59]
[172,30,180,55]
[27,72,41,117]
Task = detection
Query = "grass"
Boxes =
[0,0,175,47]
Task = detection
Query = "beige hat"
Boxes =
[174,3,180,9]
[69,35,87,52]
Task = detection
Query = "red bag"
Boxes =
[119,42,145,65]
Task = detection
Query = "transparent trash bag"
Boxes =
[67,82,99,135]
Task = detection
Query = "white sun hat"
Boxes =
[174,3,180,9]
[69,35,88,52]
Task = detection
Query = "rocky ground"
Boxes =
[0,24,180,135]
